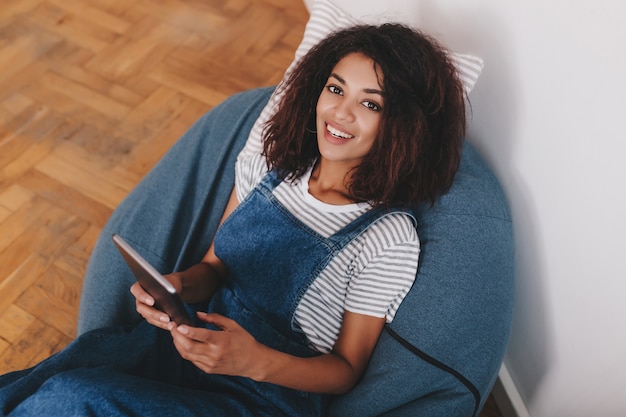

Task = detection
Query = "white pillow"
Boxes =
[245,0,483,151]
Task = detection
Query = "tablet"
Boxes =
[112,234,193,326]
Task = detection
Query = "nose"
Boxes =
[334,99,355,122]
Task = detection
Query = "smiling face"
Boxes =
[315,53,384,170]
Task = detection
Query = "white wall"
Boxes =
[308,1,626,416]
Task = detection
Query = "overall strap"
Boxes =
[255,170,417,250]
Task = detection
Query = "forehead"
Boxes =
[331,53,383,88]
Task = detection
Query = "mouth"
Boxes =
[326,124,354,140]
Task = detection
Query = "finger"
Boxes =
[170,335,213,372]
[174,324,218,343]
[135,301,171,329]
[163,273,183,294]
[170,328,215,362]
[195,312,235,330]
[130,282,154,306]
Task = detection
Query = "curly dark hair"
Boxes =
[263,23,467,207]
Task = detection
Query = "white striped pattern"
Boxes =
[235,153,420,353]
[234,0,484,351]
[243,0,484,166]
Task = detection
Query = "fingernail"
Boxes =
[177,326,189,335]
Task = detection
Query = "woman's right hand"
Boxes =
[130,273,183,330]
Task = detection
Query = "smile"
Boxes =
[326,124,354,139]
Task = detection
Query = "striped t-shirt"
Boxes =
[234,141,420,353]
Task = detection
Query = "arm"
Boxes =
[168,210,417,394]
[131,188,240,327]
[256,310,386,393]
[169,187,240,303]
[171,310,386,394]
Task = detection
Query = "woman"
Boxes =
[0,23,465,416]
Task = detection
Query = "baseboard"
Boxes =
[492,364,531,417]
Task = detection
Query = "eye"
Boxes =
[362,100,382,112]
[327,85,343,95]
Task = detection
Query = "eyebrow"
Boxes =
[330,73,384,96]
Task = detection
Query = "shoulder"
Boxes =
[351,210,420,284]
[344,212,419,321]
[235,152,269,202]
[361,210,419,251]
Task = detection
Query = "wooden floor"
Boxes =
[0,1,502,416]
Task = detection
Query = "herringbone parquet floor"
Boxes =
[0,0,309,372]
[0,1,502,415]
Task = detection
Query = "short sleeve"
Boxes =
[234,148,269,202]
[344,218,420,323]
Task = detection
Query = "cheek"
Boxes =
[315,106,322,123]
[315,108,324,131]
[316,95,331,116]
[315,100,324,122]
[316,102,333,130]
[363,115,381,139]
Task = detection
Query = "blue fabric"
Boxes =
[328,143,515,417]
[4,135,421,416]
[73,87,514,416]
[0,324,290,416]
[77,87,274,333]
[213,171,405,358]
[6,367,262,417]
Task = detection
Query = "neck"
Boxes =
[308,160,355,205]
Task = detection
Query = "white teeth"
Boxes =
[327,124,354,139]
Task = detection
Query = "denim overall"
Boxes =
[0,171,408,417]
[209,171,409,416]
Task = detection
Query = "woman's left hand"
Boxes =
[170,312,263,379]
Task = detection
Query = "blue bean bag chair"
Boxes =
[78,87,514,417]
